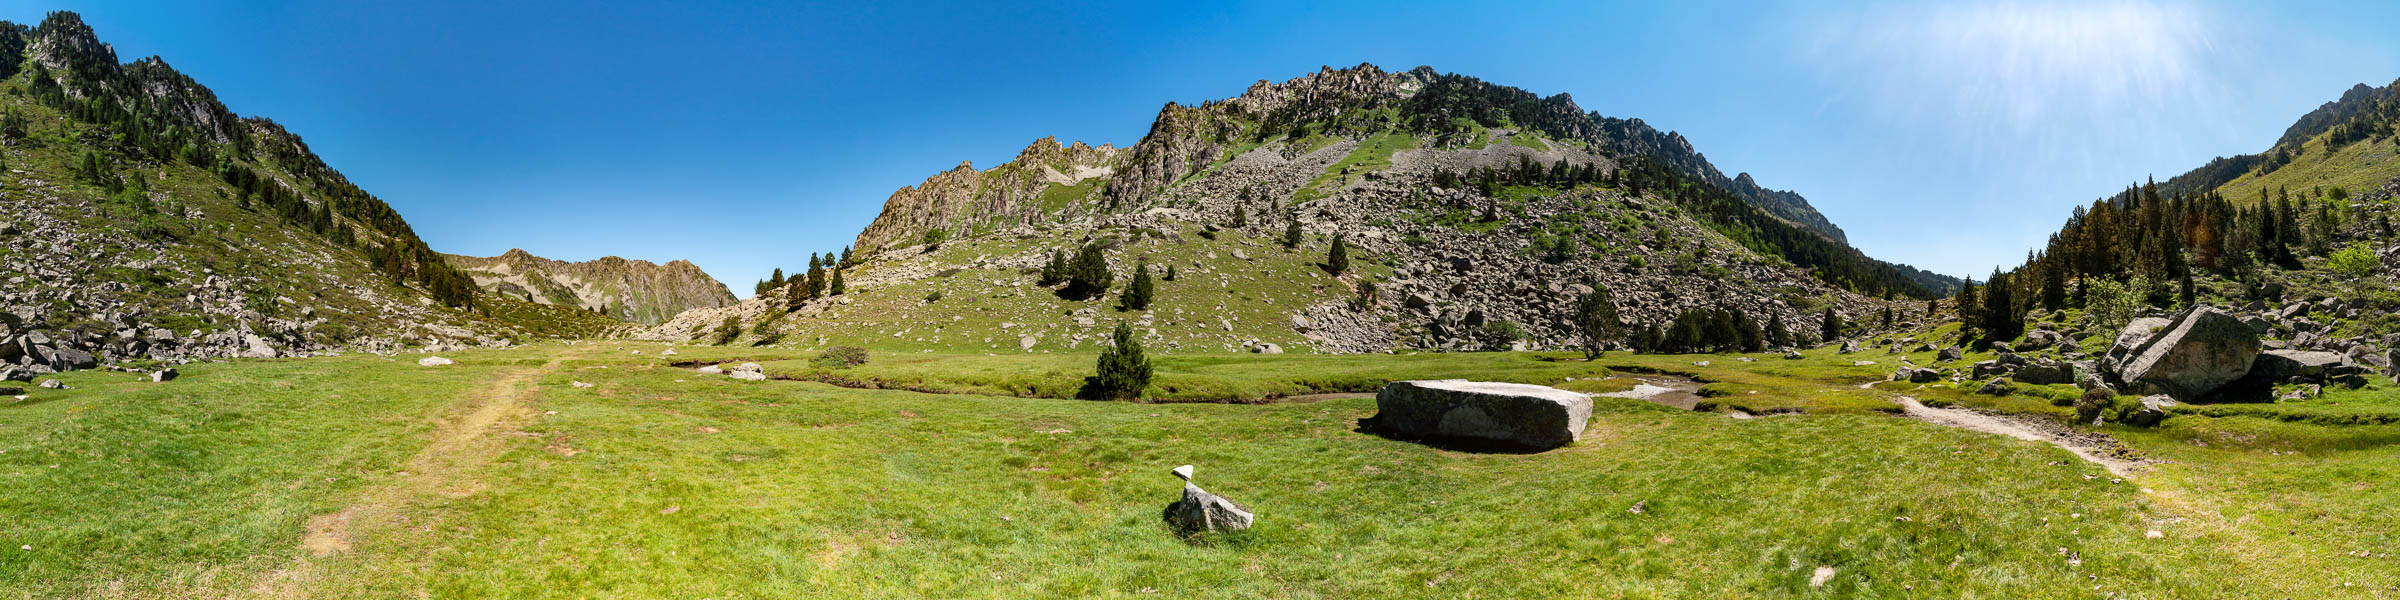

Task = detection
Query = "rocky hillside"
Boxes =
[445,249,736,324]
[644,65,1954,354]
[0,11,610,379]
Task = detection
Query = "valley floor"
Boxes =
[3,342,2397,598]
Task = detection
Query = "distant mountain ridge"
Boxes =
[446,249,736,325]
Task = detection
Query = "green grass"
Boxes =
[767,350,1618,402]
[1036,178,1102,216]
[2217,132,2400,205]
[9,342,2400,597]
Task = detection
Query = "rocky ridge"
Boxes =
[445,249,736,324]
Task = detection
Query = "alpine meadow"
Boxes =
[7,4,2400,599]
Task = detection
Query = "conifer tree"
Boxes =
[1091,323,1152,401]
[1062,241,1113,300]
[1326,235,1350,274]
[1765,313,1790,349]
[769,268,785,290]
[1038,249,1067,286]
[1981,270,2018,341]
[1820,307,1842,344]
[1283,217,1304,249]
[1571,284,1620,358]
[829,267,845,296]
[1735,309,1765,352]
[1232,205,1247,228]
[1118,261,1154,311]
[1164,264,1177,282]
[1956,279,1980,339]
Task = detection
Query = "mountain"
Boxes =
[445,249,736,324]
[2160,77,2400,201]
[0,11,609,377]
[645,64,1953,353]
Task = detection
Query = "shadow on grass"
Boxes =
[1350,414,1556,455]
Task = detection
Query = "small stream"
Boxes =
[1594,375,1740,416]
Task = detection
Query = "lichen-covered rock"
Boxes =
[1165,482,1253,533]
[1374,380,1591,450]
[418,356,454,367]
[2116,308,2260,401]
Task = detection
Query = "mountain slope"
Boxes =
[645,64,1952,353]
[0,11,607,376]
[445,249,736,324]
[2161,77,2400,200]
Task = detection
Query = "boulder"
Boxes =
[2249,349,2351,381]
[1902,368,1942,384]
[1937,346,1963,362]
[1970,360,2007,379]
[1373,380,1591,450]
[729,362,766,381]
[2107,316,2175,362]
[1,366,29,382]
[1838,340,1860,354]
[149,368,177,383]
[1251,343,1283,355]
[47,346,96,371]
[1974,377,2013,396]
[2124,395,2177,428]
[2116,308,2261,401]
[1164,481,1253,533]
[1782,351,1804,360]
[38,379,64,389]
[2012,361,2077,386]
[418,356,454,367]
[697,364,724,374]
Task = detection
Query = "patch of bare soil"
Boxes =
[1896,396,2155,477]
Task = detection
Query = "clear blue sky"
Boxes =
[13,1,2400,294]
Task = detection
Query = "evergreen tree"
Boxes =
[1734,309,1765,353]
[1283,217,1304,249]
[1956,279,1980,340]
[1091,323,1152,401]
[1062,241,1113,300]
[1118,261,1154,311]
[1980,270,2019,341]
[2040,263,2066,311]
[804,253,825,300]
[768,268,785,290]
[1879,305,1895,330]
[1038,249,1067,286]
[1326,235,1350,274]
[1231,205,1247,228]
[1765,313,1790,349]
[1164,264,1177,282]
[1820,307,1842,344]
[829,267,845,296]
[1571,284,1620,358]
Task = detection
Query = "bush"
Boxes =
[812,346,869,369]
[711,316,742,345]
[1089,323,1152,400]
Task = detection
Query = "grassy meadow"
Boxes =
[2,341,2398,598]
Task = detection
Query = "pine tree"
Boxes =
[1572,284,1620,358]
[769,268,785,290]
[1956,279,1980,339]
[804,253,825,300]
[1820,307,1842,344]
[1164,264,1177,282]
[1283,218,1304,249]
[1879,305,1895,330]
[1980,270,2018,341]
[1118,261,1154,311]
[1063,241,1113,300]
[1326,235,1350,274]
[1765,313,1790,349]
[1091,323,1152,401]
[1734,309,1765,353]
[1038,249,1067,286]
[829,267,845,296]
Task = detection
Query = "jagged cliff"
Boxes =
[446,249,736,324]
[852,64,1856,256]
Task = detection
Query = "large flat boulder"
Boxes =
[1374,380,1590,450]
[2117,308,2260,401]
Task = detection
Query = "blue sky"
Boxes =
[13,1,2400,294]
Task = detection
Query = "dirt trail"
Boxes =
[251,348,577,597]
[1895,396,2152,477]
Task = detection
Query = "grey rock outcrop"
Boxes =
[1373,380,1590,450]
[2113,308,2260,401]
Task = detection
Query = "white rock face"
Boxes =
[418,356,454,367]
[1372,380,1591,450]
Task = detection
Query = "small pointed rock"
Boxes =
[1171,464,1194,481]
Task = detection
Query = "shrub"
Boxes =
[711,316,742,345]
[1326,235,1350,274]
[811,346,869,369]
[1090,323,1152,400]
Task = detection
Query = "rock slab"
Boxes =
[2115,308,2260,401]
[1373,380,1591,450]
